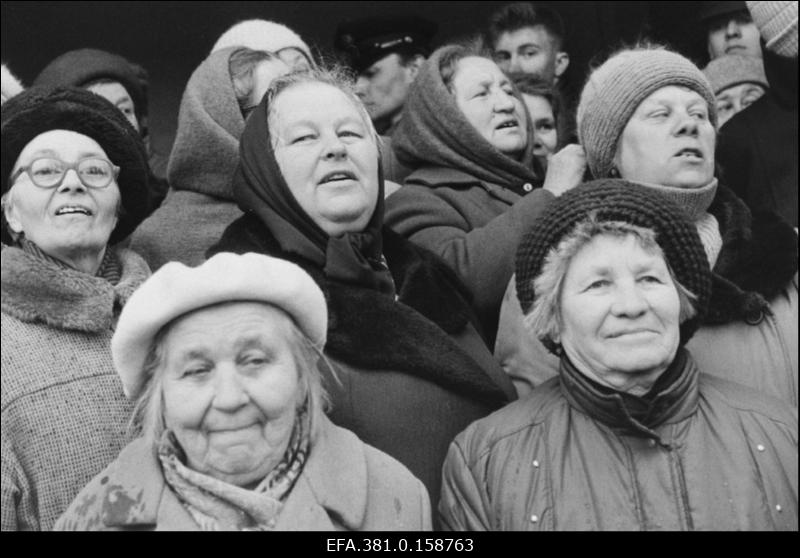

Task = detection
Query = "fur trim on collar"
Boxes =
[1,246,150,332]
[210,214,508,405]
[706,184,798,324]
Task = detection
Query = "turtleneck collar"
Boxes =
[630,178,718,221]
[559,347,699,445]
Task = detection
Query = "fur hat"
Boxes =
[747,1,799,57]
[577,46,717,179]
[1,86,151,245]
[516,179,712,348]
[33,48,147,121]
[1,63,25,104]
[111,252,328,398]
[703,54,769,93]
[211,19,312,61]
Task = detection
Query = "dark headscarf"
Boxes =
[392,44,542,194]
[232,81,395,296]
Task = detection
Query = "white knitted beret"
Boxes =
[211,19,312,59]
[703,54,769,93]
[1,64,25,104]
[112,252,328,398]
[747,1,799,57]
[577,47,718,179]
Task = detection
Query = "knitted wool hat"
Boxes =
[112,252,328,398]
[33,48,147,121]
[1,86,151,245]
[576,47,718,179]
[515,179,712,348]
[703,54,768,93]
[747,1,799,57]
[211,19,312,61]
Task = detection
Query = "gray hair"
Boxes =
[524,216,698,348]
[129,304,331,444]
[264,66,380,148]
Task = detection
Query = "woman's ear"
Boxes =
[3,191,24,233]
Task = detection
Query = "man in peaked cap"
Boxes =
[700,1,764,59]
[335,15,437,136]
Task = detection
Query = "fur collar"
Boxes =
[706,184,798,324]
[1,245,151,332]
[211,214,508,405]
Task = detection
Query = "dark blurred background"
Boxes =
[1,1,708,157]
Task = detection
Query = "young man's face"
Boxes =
[493,25,569,84]
[355,53,419,127]
[706,11,762,60]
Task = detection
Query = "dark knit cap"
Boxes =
[33,48,147,120]
[698,1,749,22]
[2,86,151,245]
[515,179,712,346]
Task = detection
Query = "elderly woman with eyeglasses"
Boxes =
[1,86,152,530]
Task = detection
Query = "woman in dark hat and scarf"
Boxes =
[384,44,582,347]
[1,87,152,530]
[210,68,516,516]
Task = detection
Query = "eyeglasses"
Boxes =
[10,157,120,190]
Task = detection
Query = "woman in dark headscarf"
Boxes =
[209,67,516,516]
[385,44,582,346]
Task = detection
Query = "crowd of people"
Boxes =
[1,0,797,532]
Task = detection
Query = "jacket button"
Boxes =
[530,514,539,523]
[756,444,765,452]
[776,505,783,512]
[523,183,533,192]
[532,460,540,468]
[647,439,657,448]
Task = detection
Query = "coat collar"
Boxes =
[406,165,524,205]
[1,245,150,332]
[99,416,371,530]
[211,214,510,406]
[706,184,798,324]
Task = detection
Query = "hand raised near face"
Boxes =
[542,144,587,197]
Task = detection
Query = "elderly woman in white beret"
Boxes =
[55,252,431,531]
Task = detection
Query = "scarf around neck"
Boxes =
[232,88,395,297]
[392,45,543,195]
[157,404,311,531]
[19,237,121,284]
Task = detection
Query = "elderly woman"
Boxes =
[1,87,151,530]
[496,45,797,405]
[385,44,584,346]
[441,180,798,531]
[129,47,288,270]
[55,253,430,530]
[209,68,516,516]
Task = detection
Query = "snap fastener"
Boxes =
[647,439,657,448]
[532,460,540,468]
[757,444,765,452]
[530,514,539,523]
[776,505,783,512]
[523,183,533,192]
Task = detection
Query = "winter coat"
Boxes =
[496,185,798,405]
[54,415,431,531]
[210,214,516,516]
[440,349,798,531]
[717,48,797,228]
[128,48,244,270]
[385,166,554,347]
[1,246,150,531]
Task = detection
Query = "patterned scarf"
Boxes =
[19,237,121,284]
[157,404,311,531]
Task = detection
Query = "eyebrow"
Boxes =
[517,42,542,50]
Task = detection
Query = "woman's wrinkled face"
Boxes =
[452,56,528,158]
[522,93,557,169]
[6,129,120,258]
[715,82,765,127]
[271,82,380,237]
[558,234,681,395]
[160,302,302,487]
[615,86,716,189]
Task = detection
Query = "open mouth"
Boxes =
[55,205,93,216]
[319,170,357,185]
[495,119,519,131]
[674,148,703,160]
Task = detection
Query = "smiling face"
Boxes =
[706,11,762,59]
[85,81,140,132]
[615,86,716,189]
[558,234,682,395]
[160,302,302,487]
[522,93,557,168]
[452,56,528,158]
[6,129,120,260]
[715,82,765,126]
[270,81,380,236]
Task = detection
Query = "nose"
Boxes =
[57,168,87,193]
[508,54,521,73]
[725,19,741,38]
[674,108,700,137]
[611,281,649,318]
[354,77,369,99]
[493,89,516,113]
[322,134,347,160]
[212,367,248,411]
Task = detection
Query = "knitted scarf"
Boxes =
[392,45,543,195]
[19,237,122,285]
[232,90,395,297]
[158,404,311,531]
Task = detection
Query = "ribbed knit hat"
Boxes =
[1,86,151,245]
[747,1,799,57]
[211,19,312,61]
[516,179,712,347]
[33,48,147,121]
[703,54,768,93]
[577,47,718,179]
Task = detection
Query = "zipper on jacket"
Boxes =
[669,446,694,531]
